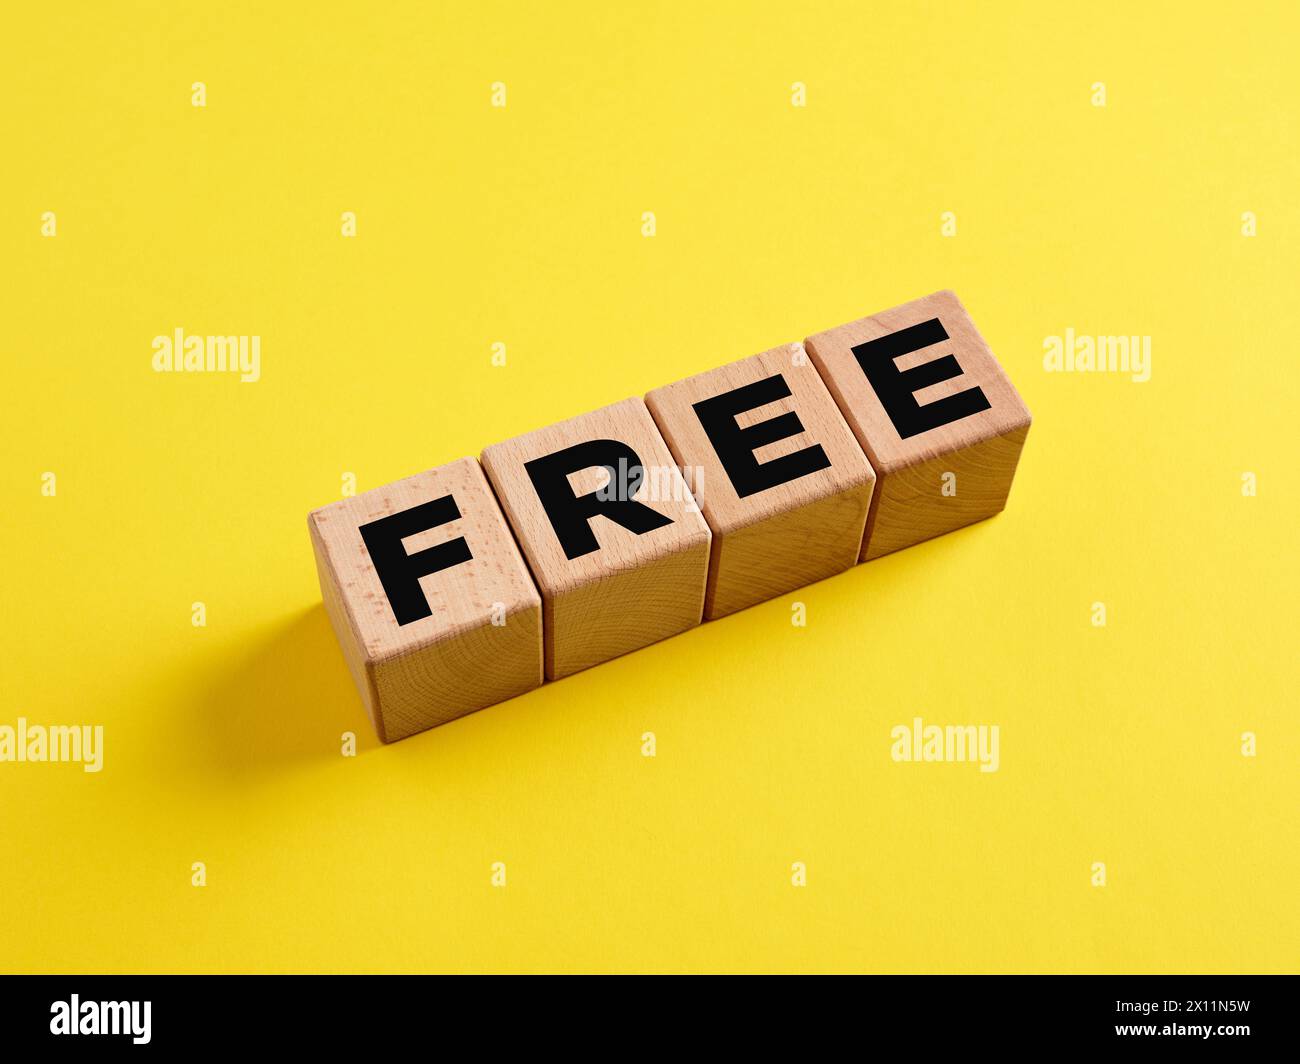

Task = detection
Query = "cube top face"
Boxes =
[644,344,876,537]
[479,397,711,598]
[804,290,1031,473]
[307,457,541,664]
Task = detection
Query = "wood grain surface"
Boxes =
[308,458,542,741]
[481,398,711,679]
[645,343,875,617]
[804,290,1031,560]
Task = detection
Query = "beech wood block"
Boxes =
[481,398,711,680]
[645,344,876,618]
[804,290,1032,561]
[308,458,542,742]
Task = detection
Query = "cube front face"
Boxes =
[645,344,876,618]
[308,458,542,742]
[804,290,1032,560]
[858,424,1029,560]
[480,398,711,680]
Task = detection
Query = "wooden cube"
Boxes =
[308,458,542,742]
[645,344,876,618]
[805,290,1032,561]
[481,398,711,680]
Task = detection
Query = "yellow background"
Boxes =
[2,1,1296,973]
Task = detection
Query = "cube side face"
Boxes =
[373,605,543,739]
[307,457,543,741]
[548,537,709,678]
[862,423,1030,560]
[310,519,386,741]
[707,483,871,618]
[805,289,1032,475]
[481,397,711,677]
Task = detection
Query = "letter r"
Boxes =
[524,439,673,560]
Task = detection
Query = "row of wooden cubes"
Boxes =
[310,290,1032,742]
